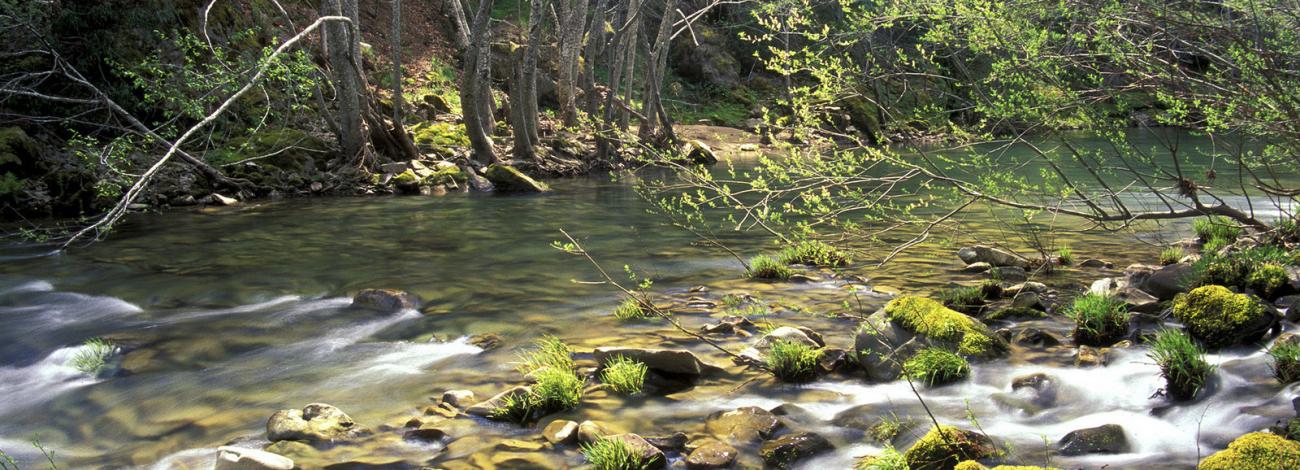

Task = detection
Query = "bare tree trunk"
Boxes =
[639,0,677,142]
[323,0,365,162]
[616,0,641,131]
[461,0,498,164]
[510,45,534,159]
[445,0,471,53]
[391,0,404,125]
[582,0,608,117]
[521,0,545,147]
[556,0,589,127]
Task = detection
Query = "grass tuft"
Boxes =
[766,340,822,383]
[1159,246,1186,265]
[495,337,583,424]
[938,286,986,314]
[582,436,655,470]
[777,239,850,267]
[1270,342,1300,384]
[748,255,793,280]
[612,296,649,321]
[904,348,970,386]
[854,446,908,470]
[1066,293,1130,346]
[516,336,574,375]
[600,355,648,395]
[1194,216,1244,243]
[1148,329,1215,401]
[1056,245,1074,265]
[67,338,115,376]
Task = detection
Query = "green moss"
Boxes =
[1246,263,1289,298]
[954,463,1059,470]
[1190,246,1292,291]
[984,306,1047,321]
[749,255,794,280]
[855,447,908,470]
[778,240,850,267]
[904,425,997,470]
[1269,342,1300,384]
[938,286,987,314]
[208,127,330,169]
[1198,432,1300,470]
[1066,293,1130,346]
[883,296,1006,357]
[905,348,970,386]
[1172,285,1270,349]
[410,121,469,155]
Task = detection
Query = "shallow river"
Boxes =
[0,131,1296,469]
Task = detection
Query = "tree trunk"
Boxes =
[556,0,589,126]
[445,0,471,53]
[639,0,677,142]
[391,0,404,125]
[323,0,365,162]
[582,0,608,117]
[521,0,545,148]
[461,0,498,164]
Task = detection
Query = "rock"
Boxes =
[421,94,452,113]
[1058,424,1129,456]
[1003,282,1048,296]
[686,439,738,469]
[903,426,997,470]
[1080,258,1112,268]
[1172,285,1276,348]
[266,403,363,444]
[468,333,502,350]
[1114,287,1161,314]
[402,427,446,443]
[351,289,418,312]
[1199,432,1300,469]
[1010,292,1046,311]
[484,164,550,193]
[704,406,782,444]
[855,296,1007,381]
[1090,277,1124,295]
[210,193,239,206]
[669,24,741,88]
[701,316,756,336]
[1135,262,1195,300]
[739,143,760,153]
[962,262,993,273]
[379,162,409,174]
[1012,328,1062,347]
[957,245,1029,268]
[1075,346,1107,367]
[441,390,475,409]
[644,432,688,451]
[215,447,294,470]
[593,347,721,377]
[685,140,719,165]
[1010,373,1059,408]
[543,419,578,445]
[578,420,614,444]
[608,434,666,469]
[461,163,494,191]
[465,386,531,418]
[817,348,852,375]
[741,326,825,363]
[759,432,833,468]
[496,439,544,452]
[994,266,1029,282]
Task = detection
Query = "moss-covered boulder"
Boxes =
[904,425,998,470]
[210,128,330,171]
[0,126,39,168]
[856,296,1007,381]
[1198,432,1300,470]
[1172,285,1276,348]
[484,164,551,193]
[409,121,469,156]
[266,403,366,444]
[953,463,1059,470]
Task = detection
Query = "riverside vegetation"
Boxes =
[1,0,1300,469]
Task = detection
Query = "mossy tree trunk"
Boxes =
[322,0,365,162]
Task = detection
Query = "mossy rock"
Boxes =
[0,126,39,167]
[1172,285,1275,349]
[1198,432,1300,470]
[904,425,998,470]
[954,463,1059,470]
[410,121,469,155]
[484,164,550,193]
[884,296,1008,357]
[210,128,330,171]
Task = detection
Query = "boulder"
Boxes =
[1114,287,1161,314]
[740,326,824,363]
[904,425,997,470]
[759,432,833,469]
[1075,346,1107,367]
[465,386,531,418]
[855,296,1007,380]
[543,419,578,445]
[1012,328,1062,347]
[1199,432,1300,470]
[1080,258,1112,268]
[484,164,550,193]
[1132,263,1195,300]
[994,266,1029,282]
[578,420,615,444]
[440,390,475,409]
[685,140,719,165]
[704,406,782,444]
[1010,373,1059,408]
[686,439,738,469]
[669,24,741,89]
[351,289,418,312]
[266,403,364,444]
[957,245,1029,268]
[1172,285,1276,348]
[593,347,721,377]
[1010,292,1046,311]
[214,447,294,470]
[1057,424,1129,456]
[644,432,689,451]
[962,262,993,273]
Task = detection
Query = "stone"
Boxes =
[1199,432,1300,470]
[351,289,418,312]
[403,427,446,443]
[1090,277,1124,295]
[1012,328,1062,347]
[962,262,993,273]
[957,245,1029,268]
[741,326,825,363]
[1080,258,1112,268]
[685,140,719,165]
[855,296,1007,380]
[644,432,688,451]
[1138,262,1195,300]
[759,432,833,468]
[484,164,550,193]
[577,420,614,444]
[379,162,409,174]
[1172,285,1276,348]
[1010,373,1059,408]
[496,439,544,452]
[543,419,578,445]
[214,446,294,470]
[704,406,782,444]
[266,403,363,444]
[686,439,738,469]
[701,316,756,336]
[994,266,1029,282]
[739,143,760,153]
[211,193,239,206]
[1115,287,1161,314]
[465,386,531,418]
[904,426,997,470]
[1004,282,1048,296]
[669,24,741,88]
[593,347,721,377]
[1057,424,1130,456]
[1010,292,1046,311]
[1075,346,1107,367]
[441,390,475,409]
[608,434,666,469]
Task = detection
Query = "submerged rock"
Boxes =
[484,164,550,193]
[759,432,833,468]
[957,245,1029,268]
[1057,424,1129,456]
[686,439,738,469]
[1172,285,1276,348]
[543,419,578,445]
[1074,345,1107,367]
[351,289,418,312]
[578,420,615,444]
[1129,263,1195,300]
[214,446,294,470]
[904,425,997,470]
[593,347,721,377]
[1198,432,1300,469]
[704,406,782,444]
[266,403,364,444]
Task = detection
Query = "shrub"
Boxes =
[582,437,655,470]
[1270,342,1300,384]
[601,355,648,395]
[613,296,649,321]
[517,336,574,374]
[778,239,849,266]
[905,348,970,386]
[748,255,793,280]
[1172,285,1271,348]
[883,296,1007,357]
[938,286,986,314]
[1159,246,1186,265]
[854,447,908,470]
[1194,216,1243,243]
[1056,245,1074,265]
[67,338,115,376]
[1148,329,1215,400]
[766,340,823,382]
[1066,293,1129,346]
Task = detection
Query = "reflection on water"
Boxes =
[0,130,1294,467]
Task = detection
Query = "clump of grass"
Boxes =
[867,414,911,443]
[1269,218,1300,245]
[1270,342,1300,384]
[1202,236,1232,255]
[600,355,648,395]
[516,336,574,374]
[612,296,649,320]
[720,293,746,308]
[854,446,908,470]
[1148,329,1215,401]
[530,366,584,409]
[1066,293,1130,346]
[1194,216,1244,243]
[1190,245,1295,292]
[582,436,656,470]
[1056,245,1074,265]
[748,255,793,280]
[67,338,116,376]
[729,303,770,318]
[777,239,849,267]
[766,340,822,383]
[1159,246,1186,265]
[496,337,583,424]
[938,285,986,314]
[904,348,970,386]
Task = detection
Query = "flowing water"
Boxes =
[0,130,1296,469]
